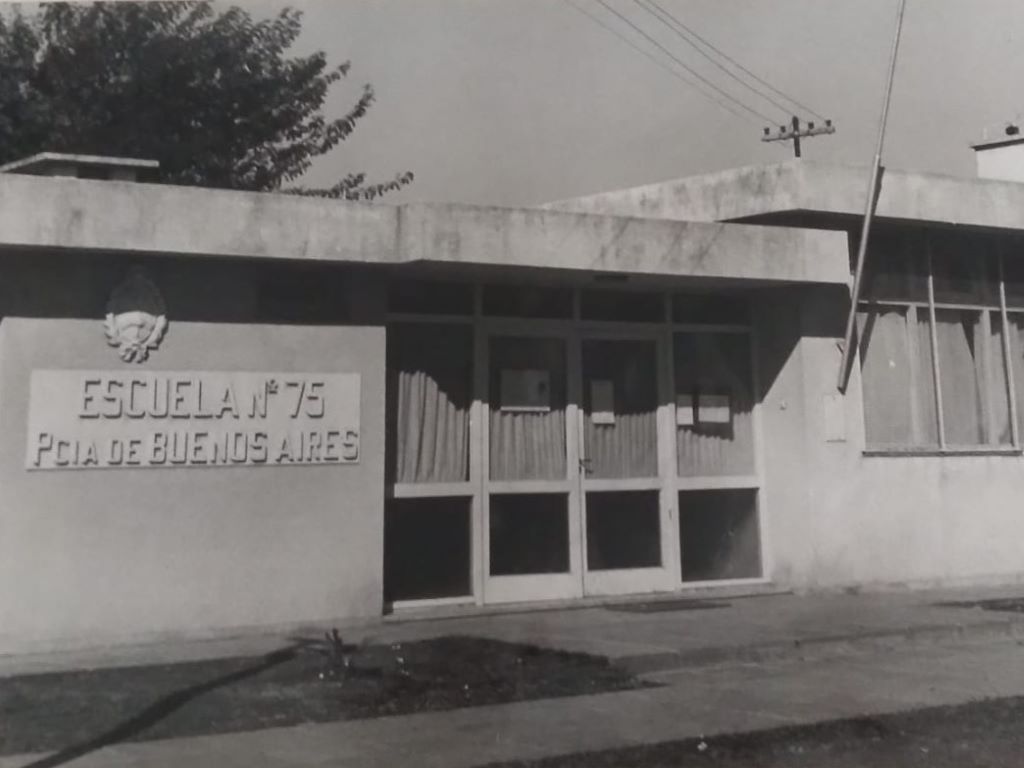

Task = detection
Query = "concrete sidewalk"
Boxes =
[4,636,1024,767]
[5,585,1024,766]
[4,582,1024,677]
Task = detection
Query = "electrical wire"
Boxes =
[633,0,797,118]
[640,0,827,121]
[589,0,780,123]
[560,0,758,124]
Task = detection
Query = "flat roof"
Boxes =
[0,152,160,175]
[547,160,1024,233]
[0,172,848,286]
[970,135,1024,151]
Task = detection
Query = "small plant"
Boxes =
[319,628,352,682]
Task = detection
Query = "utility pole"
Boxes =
[836,0,908,392]
[762,116,836,158]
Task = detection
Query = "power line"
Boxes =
[633,0,798,118]
[589,0,779,123]
[641,0,827,121]
[560,0,758,124]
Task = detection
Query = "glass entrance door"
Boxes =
[578,334,675,596]
[482,332,583,603]
[482,330,674,604]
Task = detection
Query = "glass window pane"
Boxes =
[586,491,661,571]
[1003,314,1024,440]
[857,306,938,447]
[1002,249,1024,308]
[489,337,567,480]
[580,289,663,322]
[489,494,569,576]
[388,279,474,315]
[861,228,928,303]
[987,314,1013,446]
[387,323,473,483]
[675,332,755,475]
[482,284,573,318]
[930,234,996,306]
[582,339,658,478]
[384,497,471,602]
[679,489,761,582]
[672,293,750,324]
[935,309,986,445]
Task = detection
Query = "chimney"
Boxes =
[0,152,159,182]
[971,123,1024,183]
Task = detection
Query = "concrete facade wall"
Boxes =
[0,253,387,654]
[755,287,1024,591]
[549,161,1024,233]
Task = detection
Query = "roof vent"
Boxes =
[0,152,159,182]
[971,122,1024,183]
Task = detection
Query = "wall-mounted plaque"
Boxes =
[500,368,550,412]
[591,379,615,425]
[698,393,732,425]
[676,392,696,426]
[26,370,360,470]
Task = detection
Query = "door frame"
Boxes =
[480,321,584,604]
[385,283,767,612]
[576,327,679,597]
[479,320,681,603]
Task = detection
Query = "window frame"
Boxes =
[859,229,1022,455]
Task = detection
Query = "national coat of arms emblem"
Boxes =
[103,269,168,363]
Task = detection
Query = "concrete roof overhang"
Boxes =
[547,160,1024,234]
[0,172,848,286]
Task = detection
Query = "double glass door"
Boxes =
[483,329,675,604]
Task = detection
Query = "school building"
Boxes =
[3,138,1024,654]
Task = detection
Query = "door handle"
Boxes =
[578,458,593,475]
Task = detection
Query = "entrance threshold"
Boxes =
[383,579,785,623]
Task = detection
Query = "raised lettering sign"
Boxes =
[26,370,360,470]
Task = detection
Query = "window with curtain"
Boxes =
[674,332,755,476]
[858,228,1016,450]
[386,323,473,484]
[489,336,568,481]
[581,339,658,479]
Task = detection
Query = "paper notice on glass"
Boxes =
[500,368,551,412]
[676,393,695,426]
[591,379,615,425]
[698,394,731,424]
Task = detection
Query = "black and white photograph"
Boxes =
[2,1,1024,765]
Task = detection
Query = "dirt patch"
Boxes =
[0,635,646,757]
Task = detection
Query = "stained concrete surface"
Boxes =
[3,637,1024,768]
[5,586,1024,678]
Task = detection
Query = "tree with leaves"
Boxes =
[0,1,412,200]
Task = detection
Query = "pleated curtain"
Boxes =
[489,337,567,481]
[388,324,472,484]
[582,340,658,479]
[674,333,755,476]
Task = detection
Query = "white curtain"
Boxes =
[857,308,941,447]
[583,340,658,479]
[489,337,568,481]
[675,333,754,476]
[388,324,472,484]
[934,309,986,446]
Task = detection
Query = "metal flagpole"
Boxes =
[836,0,908,392]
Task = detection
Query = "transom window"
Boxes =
[857,227,1024,451]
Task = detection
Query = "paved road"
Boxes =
[3,637,1024,768]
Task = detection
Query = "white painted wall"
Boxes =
[757,287,1024,591]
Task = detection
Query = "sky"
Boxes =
[259,0,1023,208]
[25,0,1024,206]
